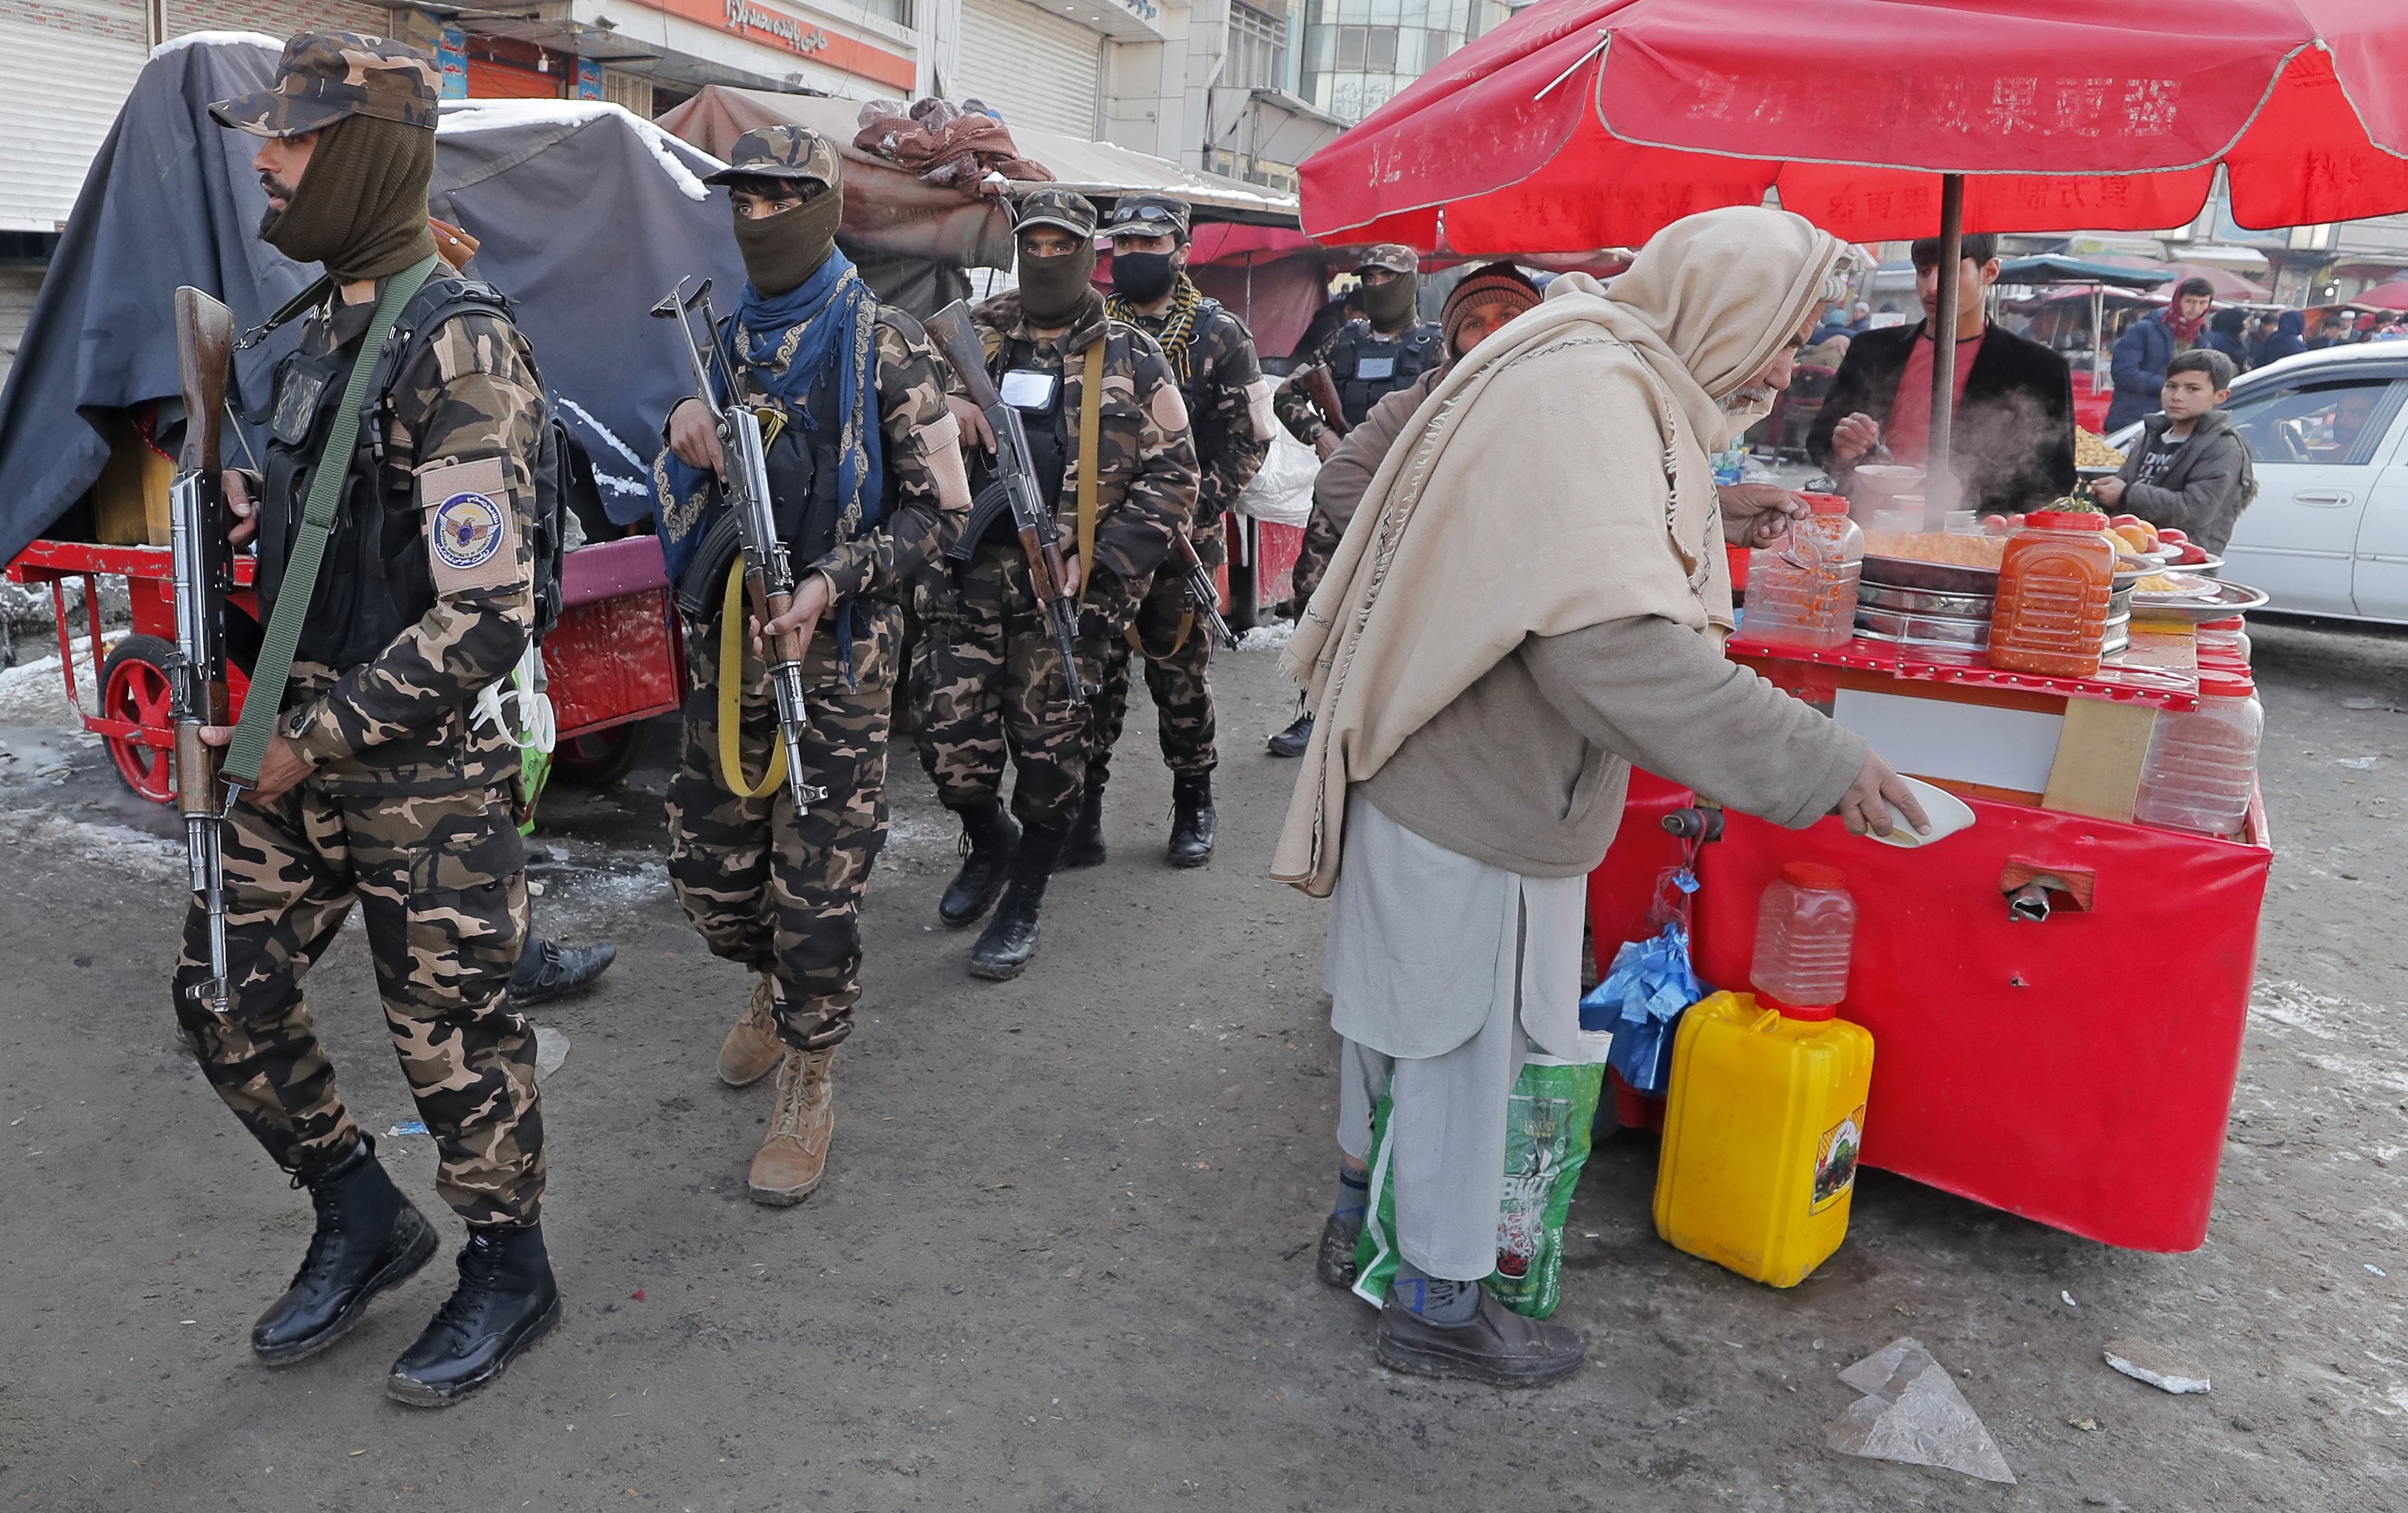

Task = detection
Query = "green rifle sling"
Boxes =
[223,255,440,789]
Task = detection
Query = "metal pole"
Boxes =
[1927,173,1964,518]
[2091,285,2105,392]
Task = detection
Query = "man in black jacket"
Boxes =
[1807,234,2076,517]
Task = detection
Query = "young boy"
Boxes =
[2094,348,2256,556]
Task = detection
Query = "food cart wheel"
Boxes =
[549,718,648,787]
[99,634,178,805]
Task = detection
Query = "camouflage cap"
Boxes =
[702,123,843,191]
[209,31,440,139]
[1102,193,1190,242]
[1015,188,1098,240]
[1356,242,1420,276]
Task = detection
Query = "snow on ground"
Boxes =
[0,639,103,738]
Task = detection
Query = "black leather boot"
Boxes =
[1267,706,1314,759]
[1166,772,1216,868]
[386,1222,562,1408]
[969,821,1067,981]
[938,799,1020,927]
[1059,773,1107,870]
[509,937,616,1008]
[251,1137,438,1366]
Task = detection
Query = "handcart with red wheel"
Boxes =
[6,532,685,807]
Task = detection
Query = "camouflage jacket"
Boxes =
[277,285,543,793]
[650,307,966,606]
[1108,286,1272,525]
[1272,317,1444,445]
[946,289,1199,620]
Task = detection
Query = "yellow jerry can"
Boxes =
[1652,989,1874,1288]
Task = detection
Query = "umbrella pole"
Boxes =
[1928,173,1964,520]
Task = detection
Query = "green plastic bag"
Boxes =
[1351,1051,1607,1319]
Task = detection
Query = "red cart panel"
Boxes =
[547,535,681,737]
[1685,799,2268,1253]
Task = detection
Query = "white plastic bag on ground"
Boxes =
[1233,423,1319,528]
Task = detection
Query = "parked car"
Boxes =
[2106,341,2408,623]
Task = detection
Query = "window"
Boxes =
[1365,25,1396,70]
[1228,2,1289,91]
[1336,24,1364,68]
[2226,378,2406,466]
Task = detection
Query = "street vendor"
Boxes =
[1806,233,2076,516]
[1274,206,1925,1388]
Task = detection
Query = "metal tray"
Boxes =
[2127,579,2273,624]
[1854,606,1992,649]
[1855,581,1996,617]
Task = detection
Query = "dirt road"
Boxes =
[0,621,2400,1510]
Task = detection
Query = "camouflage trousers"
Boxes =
[908,539,1115,830]
[171,778,543,1228]
[666,602,895,1051]
[1090,518,1222,783]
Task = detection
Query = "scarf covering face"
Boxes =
[2164,302,2209,346]
[1018,241,1098,326]
[1361,273,1419,330]
[263,113,440,283]
[731,188,843,297]
[657,246,885,670]
[1271,206,1856,896]
[1106,274,1207,386]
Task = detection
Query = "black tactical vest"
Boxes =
[974,336,1070,549]
[255,277,569,671]
[1330,320,1443,427]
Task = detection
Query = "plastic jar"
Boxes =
[2196,616,2252,662]
[1745,494,1864,652]
[1990,510,2115,677]
[2134,670,2263,836]
[1749,862,1857,1015]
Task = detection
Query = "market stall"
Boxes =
[1297,0,2408,1257]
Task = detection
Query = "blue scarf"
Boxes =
[654,248,885,674]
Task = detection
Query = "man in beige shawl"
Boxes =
[1278,207,1925,1387]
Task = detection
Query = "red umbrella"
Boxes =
[2350,277,2408,309]
[1305,0,2408,251]
[1300,0,2408,497]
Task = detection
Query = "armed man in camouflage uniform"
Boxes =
[177,32,557,1407]
[651,126,966,1206]
[1080,193,1272,869]
[1271,243,1442,459]
[916,188,1199,978]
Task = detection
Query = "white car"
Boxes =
[2106,341,2408,623]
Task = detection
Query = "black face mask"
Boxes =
[1110,249,1177,305]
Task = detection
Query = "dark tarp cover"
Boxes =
[0,35,746,563]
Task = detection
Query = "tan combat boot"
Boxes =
[716,973,784,1088]
[747,1046,835,1206]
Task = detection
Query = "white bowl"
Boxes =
[1867,774,1975,849]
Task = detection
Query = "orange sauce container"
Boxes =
[1988,510,2115,677]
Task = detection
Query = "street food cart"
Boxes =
[1296,0,2408,1249]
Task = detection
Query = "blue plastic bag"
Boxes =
[1583,922,1708,1097]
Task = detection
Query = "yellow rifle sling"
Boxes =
[1075,338,1103,605]
[716,555,788,800]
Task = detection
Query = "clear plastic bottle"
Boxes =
[2134,670,2263,836]
[1745,494,1864,651]
[1749,862,1857,1013]
[1990,510,2115,677]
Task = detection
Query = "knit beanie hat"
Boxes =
[1442,262,1542,352]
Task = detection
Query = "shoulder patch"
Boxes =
[419,456,521,594]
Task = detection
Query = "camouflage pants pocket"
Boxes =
[402,800,528,1010]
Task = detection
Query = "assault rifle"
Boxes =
[650,276,825,806]
[1169,531,1238,650]
[170,286,235,1013]
[1299,364,1350,439]
[923,299,1087,704]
